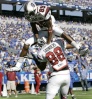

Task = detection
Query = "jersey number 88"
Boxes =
[46,46,65,66]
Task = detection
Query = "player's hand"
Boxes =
[79,47,88,56]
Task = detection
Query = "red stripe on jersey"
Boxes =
[45,7,50,17]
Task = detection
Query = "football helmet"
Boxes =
[37,37,47,47]
[24,1,37,21]
[24,1,37,15]
[79,47,88,56]
[24,1,45,22]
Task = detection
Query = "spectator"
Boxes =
[6,65,19,98]
[76,54,89,91]
[80,65,89,91]
[0,66,3,97]
[34,67,42,95]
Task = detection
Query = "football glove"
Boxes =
[79,47,89,56]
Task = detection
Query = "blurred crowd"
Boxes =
[0,15,92,71]
[0,15,34,72]
[38,0,92,7]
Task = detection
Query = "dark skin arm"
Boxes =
[31,18,53,44]
[46,19,53,44]
[31,23,39,40]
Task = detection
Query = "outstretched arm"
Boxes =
[31,23,39,40]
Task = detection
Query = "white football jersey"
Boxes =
[28,5,51,23]
[37,5,51,20]
[38,38,68,71]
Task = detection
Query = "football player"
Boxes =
[5,0,88,71]
[36,37,78,99]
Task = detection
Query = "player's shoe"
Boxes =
[7,95,9,98]
[72,96,76,99]
[15,95,18,98]
[72,95,76,99]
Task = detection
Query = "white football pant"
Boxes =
[46,70,70,99]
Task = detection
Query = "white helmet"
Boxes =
[37,37,47,47]
[24,1,37,20]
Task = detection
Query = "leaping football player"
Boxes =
[5,0,88,71]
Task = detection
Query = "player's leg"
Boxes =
[51,15,88,55]
[16,36,35,67]
[59,74,70,99]
[20,36,35,57]
[5,36,35,71]
[46,75,61,99]
[51,16,81,50]
[80,79,85,91]
[84,79,88,91]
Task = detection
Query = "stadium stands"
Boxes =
[0,15,92,70]
[44,0,92,6]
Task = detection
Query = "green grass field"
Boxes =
[1,90,92,99]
